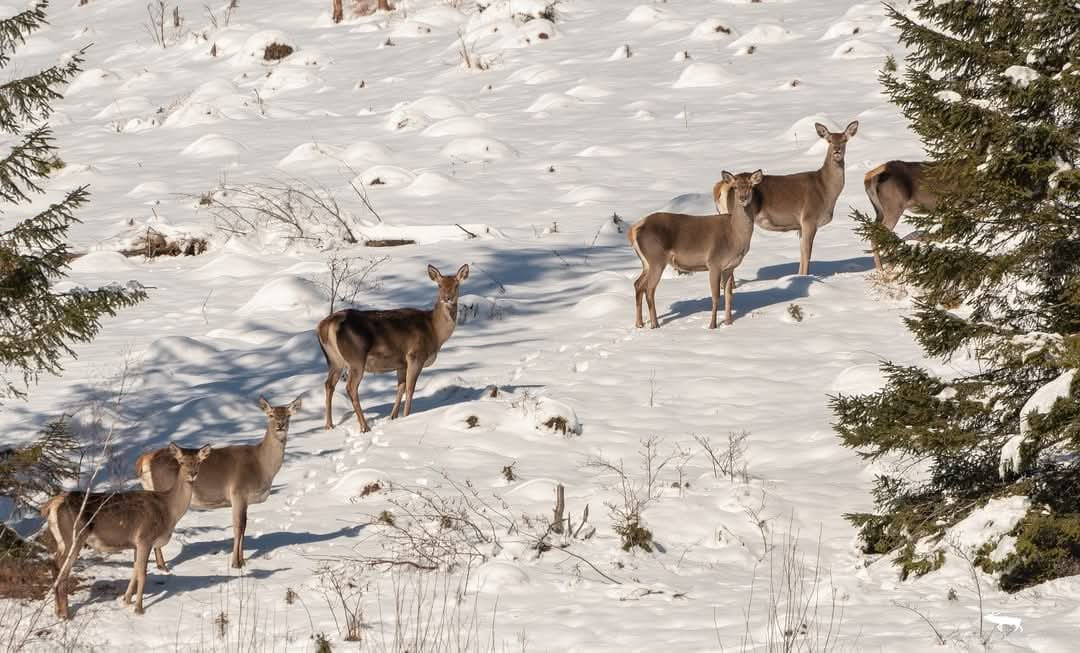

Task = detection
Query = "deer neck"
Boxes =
[165,469,196,525]
[730,199,756,241]
[257,427,287,476]
[431,297,458,345]
[818,149,846,196]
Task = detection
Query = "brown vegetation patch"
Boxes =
[263,42,294,61]
[121,230,208,258]
[364,238,415,247]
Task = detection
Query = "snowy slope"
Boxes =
[2,0,1075,651]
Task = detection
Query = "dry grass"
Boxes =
[263,42,294,61]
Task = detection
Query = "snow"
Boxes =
[1004,65,1041,87]
[2,0,1077,650]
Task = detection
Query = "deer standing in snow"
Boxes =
[135,396,301,569]
[43,443,211,618]
[714,121,859,276]
[630,170,763,329]
[318,264,468,432]
[863,160,939,270]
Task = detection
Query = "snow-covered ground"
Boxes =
[3,0,1077,650]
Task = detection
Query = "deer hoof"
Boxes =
[134,605,144,615]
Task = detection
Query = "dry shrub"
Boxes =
[263,42,294,61]
[0,526,75,601]
[121,229,208,258]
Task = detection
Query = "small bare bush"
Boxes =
[320,564,365,642]
[696,431,749,483]
[263,42,294,61]
[319,255,389,313]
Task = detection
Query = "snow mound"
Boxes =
[421,116,488,138]
[66,68,118,95]
[820,20,873,40]
[143,336,221,368]
[126,181,171,198]
[525,92,582,113]
[255,67,320,97]
[607,45,632,61]
[404,172,460,197]
[575,145,627,158]
[341,141,393,165]
[657,192,715,215]
[830,40,889,59]
[278,142,343,167]
[93,96,154,120]
[440,137,517,162]
[387,95,467,131]
[238,276,326,319]
[236,30,296,62]
[779,115,835,144]
[476,561,530,593]
[574,293,624,318]
[68,251,137,274]
[356,165,417,188]
[690,19,738,41]
[673,63,734,88]
[180,133,247,158]
[560,185,619,203]
[507,64,563,85]
[530,397,581,436]
[565,84,611,99]
[730,24,797,48]
[194,252,278,279]
[626,5,667,24]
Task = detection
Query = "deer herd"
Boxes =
[40,120,937,619]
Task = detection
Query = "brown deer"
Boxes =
[630,170,762,329]
[317,264,468,432]
[863,160,939,270]
[714,120,859,276]
[134,396,301,569]
[43,443,211,618]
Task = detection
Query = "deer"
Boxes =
[630,170,763,329]
[317,263,469,432]
[42,443,211,619]
[713,120,859,276]
[134,396,301,570]
[863,160,939,270]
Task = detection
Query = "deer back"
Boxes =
[139,444,270,508]
[51,490,173,551]
[332,308,442,372]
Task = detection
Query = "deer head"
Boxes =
[168,442,211,482]
[815,120,859,165]
[427,264,470,316]
[721,169,764,207]
[259,396,302,443]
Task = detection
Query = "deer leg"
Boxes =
[231,498,248,569]
[390,368,407,419]
[799,222,818,276]
[344,357,370,433]
[724,269,735,326]
[332,0,344,24]
[644,261,666,329]
[54,531,85,620]
[707,265,723,329]
[323,365,343,430]
[153,545,169,572]
[402,353,423,417]
[633,267,648,328]
[132,543,150,615]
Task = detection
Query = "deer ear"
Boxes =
[168,442,182,459]
[844,120,859,138]
[721,171,734,183]
[288,397,302,414]
[259,396,272,414]
[455,264,470,281]
[750,169,764,185]
[427,264,441,282]
[197,444,212,461]
[814,123,830,139]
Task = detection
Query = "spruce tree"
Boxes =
[0,2,145,527]
[832,0,1080,591]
